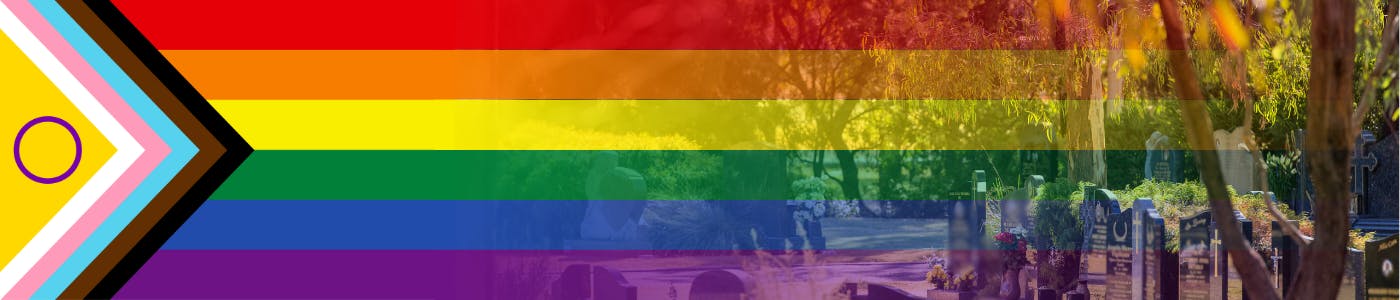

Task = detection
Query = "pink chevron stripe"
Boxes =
[2,0,169,297]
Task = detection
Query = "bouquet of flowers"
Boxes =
[994,228,1030,270]
[926,264,950,289]
[949,270,979,291]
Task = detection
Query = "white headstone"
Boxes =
[1213,127,1256,194]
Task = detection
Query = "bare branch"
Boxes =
[1155,0,1282,299]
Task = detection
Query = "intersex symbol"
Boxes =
[14,116,81,184]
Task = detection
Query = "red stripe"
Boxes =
[114,0,1058,50]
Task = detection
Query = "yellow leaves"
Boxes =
[1207,0,1251,50]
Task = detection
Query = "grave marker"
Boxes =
[1214,211,1253,300]
[1144,131,1183,182]
[1214,127,1257,194]
[1366,234,1398,299]
[1106,208,1135,300]
[1079,188,1121,299]
[1135,200,1174,300]
[1179,212,1213,300]
[1271,220,1301,296]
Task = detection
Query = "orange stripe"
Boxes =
[165,50,1099,100]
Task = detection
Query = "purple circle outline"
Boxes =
[14,116,82,184]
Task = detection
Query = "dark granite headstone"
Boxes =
[1079,189,1121,299]
[1352,131,1378,213]
[948,171,988,274]
[1366,234,1398,299]
[1179,212,1213,300]
[1106,208,1135,300]
[1144,131,1184,182]
[689,269,756,300]
[1135,200,1173,300]
[1213,211,1253,300]
[1292,130,1315,216]
[1036,286,1059,300]
[1364,133,1398,218]
[1270,220,1301,297]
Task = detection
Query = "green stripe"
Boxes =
[213,150,1173,200]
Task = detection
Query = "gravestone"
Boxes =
[1270,220,1301,297]
[1352,131,1378,215]
[1002,175,1042,233]
[1366,234,1399,299]
[1291,130,1315,215]
[1363,133,1398,219]
[1079,188,1121,299]
[689,269,757,300]
[1135,199,1174,300]
[576,151,650,248]
[1180,210,1254,300]
[592,266,638,300]
[1215,127,1258,193]
[1178,212,1214,300]
[947,171,988,274]
[1106,208,1135,300]
[1343,249,1367,300]
[1215,211,1254,300]
[1144,131,1184,182]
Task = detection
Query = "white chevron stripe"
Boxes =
[0,1,143,296]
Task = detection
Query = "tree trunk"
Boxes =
[1290,0,1358,298]
[1155,0,1282,299]
[1063,66,1107,186]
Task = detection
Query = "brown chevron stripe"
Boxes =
[54,0,250,298]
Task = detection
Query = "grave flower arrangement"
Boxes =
[925,263,950,289]
[994,228,1030,270]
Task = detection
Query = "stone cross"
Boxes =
[1352,131,1377,199]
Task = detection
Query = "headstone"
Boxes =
[1365,234,1399,299]
[1343,248,1367,300]
[1178,212,1213,300]
[1135,200,1174,300]
[1352,131,1378,215]
[1292,130,1315,215]
[1106,208,1135,300]
[1363,133,1398,218]
[689,269,757,300]
[1214,211,1253,300]
[947,171,988,273]
[1035,286,1059,300]
[1144,131,1184,182]
[1002,175,1042,233]
[592,266,638,300]
[1270,220,1301,297]
[1214,127,1257,194]
[1079,189,1121,299]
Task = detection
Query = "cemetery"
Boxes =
[488,129,1397,300]
[467,1,1398,299]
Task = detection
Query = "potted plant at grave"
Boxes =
[926,254,980,300]
[994,229,1031,299]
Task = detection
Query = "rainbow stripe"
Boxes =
[91,0,1234,298]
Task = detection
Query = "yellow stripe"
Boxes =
[213,99,1220,151]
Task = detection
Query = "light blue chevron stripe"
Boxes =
[29,0,197,297]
